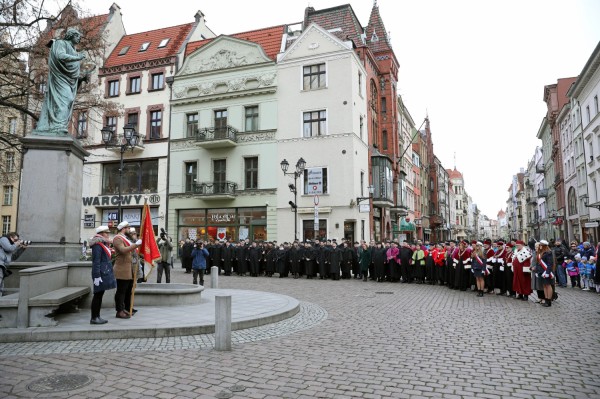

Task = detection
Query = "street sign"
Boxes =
[83,214,95,228]
[314,206,319,226]
[585,222,599,228]
[314,195,319,205]
[359,204,370,213]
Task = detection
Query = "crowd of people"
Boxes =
[178,236,600,307]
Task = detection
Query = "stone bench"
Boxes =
[28,286,90,327]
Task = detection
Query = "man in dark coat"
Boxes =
[235,240,248,276]
[327,241,342,280]
[398,242,413,283]
[247,241,261,277]
[181,239,194,274]
[288,242,303,279]
[221,240,234,276]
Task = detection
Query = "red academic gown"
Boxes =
[512,247,533,296]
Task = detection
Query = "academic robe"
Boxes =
[512,247,533,296]
[453,247,472,290]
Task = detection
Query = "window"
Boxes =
[127,113,139,133]
[118,46,130,56]
[214,109,228,138]
[213,159,227,193]
[245,106,259,132]
[105,116,117,135]
[381,97,387,114]
[358,72,362,96]
[108,80,119,97]
[303,110,326,137]
[151,73,164,90]
[360,171,365,196]
[586,105,591,124]
[359,115,364,139]
[5,152,15,172]
[3,185,13,205]
[303,63,326,90]
[149,110,162,139]
[185,162,197,192]
[245,157,258,189]
[158,38,169,48]
[129,76,141,93]
[303,167,328,194]
[8,117,17,134]
[76,111,87,138]
[102,160,158,195]
[382,130,388,150]
[186,113,198,137]
[595,96,599,115]
[2,216,10,235]
[139,42,150,52]
[39,81,47,94]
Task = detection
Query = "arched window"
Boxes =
[568,187,577,216]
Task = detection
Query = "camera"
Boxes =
[21,240,32,246]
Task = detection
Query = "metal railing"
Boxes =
[194,126,238,142]
[191,181,237,196]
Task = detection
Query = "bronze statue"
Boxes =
[33,27,94,136]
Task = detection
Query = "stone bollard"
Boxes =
[215,295,232,351]
[211,266,219,288]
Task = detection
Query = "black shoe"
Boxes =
[90,317,108,325]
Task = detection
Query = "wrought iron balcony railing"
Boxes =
[194,126,238,142]
[191,181,237,196]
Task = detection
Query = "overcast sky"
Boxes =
[87,0,600,219]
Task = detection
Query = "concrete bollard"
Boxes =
[215,295,232,351]
[211,266,219,288]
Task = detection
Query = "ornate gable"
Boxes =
[179,36,272,76]
[279,23,352,62]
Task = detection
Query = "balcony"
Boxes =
[538,188,548,197]
[535,163,545,173]
[439,198,446,205]
[194,126,238,149]
[105,134,145,152]
[191,181,237,199]
[527,196,537,204]
[390,205,409,217]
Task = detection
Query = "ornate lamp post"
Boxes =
[101,123,140,225]
[280,157,306,241]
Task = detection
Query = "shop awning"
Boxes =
[398,218,416,232]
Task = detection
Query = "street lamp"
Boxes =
[582,194,600,210]
[101,123,140,225]
[281,157,306,241]
[356,184,374,205]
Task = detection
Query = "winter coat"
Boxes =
[112,234,138,280]
[90,236,117,294]
[358,247,372,272]
[0,236,23,271]
[191,247,209,270]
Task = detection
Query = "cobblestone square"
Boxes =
[1,267,599,398]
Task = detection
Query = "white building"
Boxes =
[567,41,600,243]
[276,23,369,242]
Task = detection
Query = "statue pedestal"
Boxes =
[16,135,89,262]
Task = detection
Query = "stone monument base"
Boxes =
[17,135,89,263]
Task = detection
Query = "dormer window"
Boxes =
[118,46,130,56]
[139,42,150,52]
[371,31,379,42]
[158,38,169,48]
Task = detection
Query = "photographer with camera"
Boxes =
[156,228,174,283]
[191,240,210,286]
[0,232,29,297]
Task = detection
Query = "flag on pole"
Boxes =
[139,201,160,278]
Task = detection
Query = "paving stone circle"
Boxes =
[27,373,93,393]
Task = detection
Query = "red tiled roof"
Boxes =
[365,5,392,53]
[304,5,365,48]
[447,168,463,179]
[185,25,285,60]
[105,23,194,67]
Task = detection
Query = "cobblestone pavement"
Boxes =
[2,265,600,398]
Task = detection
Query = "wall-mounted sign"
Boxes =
[83,214,95,228]
[307,168,323,194]
[82,194,160,207]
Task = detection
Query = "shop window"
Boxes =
[102,159,158,195]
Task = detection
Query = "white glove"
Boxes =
[135,239,142,246]
[93,277,103,286]
[542,272,549,278]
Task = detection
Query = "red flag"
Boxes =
[140,202,161,265]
